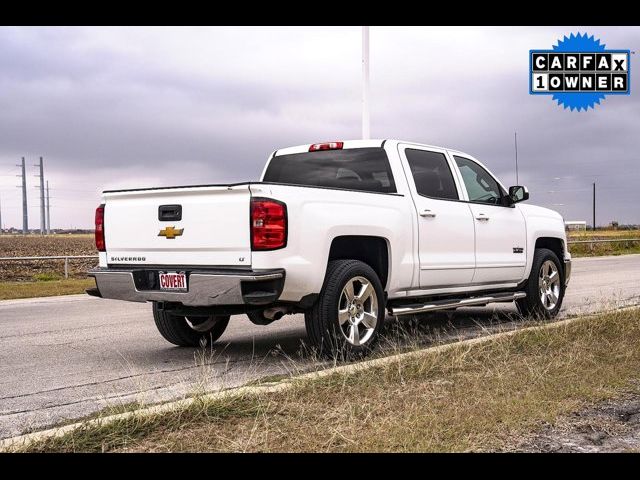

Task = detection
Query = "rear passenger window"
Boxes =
[405,149,459,200]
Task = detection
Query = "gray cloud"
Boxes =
[0,26,638,229]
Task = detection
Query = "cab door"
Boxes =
[398,144,476,289]
[451,154,527,284]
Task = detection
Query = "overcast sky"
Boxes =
[0,26,638,229]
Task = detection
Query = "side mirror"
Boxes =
[508,185,529,204]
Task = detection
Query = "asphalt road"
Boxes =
[1,254,640,439]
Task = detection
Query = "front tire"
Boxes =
[516,248,565,318]
[305,260,385,358]
[152,302,230,347]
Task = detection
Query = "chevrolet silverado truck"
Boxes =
[88,139,571,357]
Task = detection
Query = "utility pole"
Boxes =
[514,132,519,185]
[18,157,28,234]
[361,26,370,140]
[46,181,51,234]
[35,156,45,235]
[0,194,3,233]
[592,182,596,231]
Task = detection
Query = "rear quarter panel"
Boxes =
[250,183,416,302]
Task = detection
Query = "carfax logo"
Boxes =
[529,33,630,111]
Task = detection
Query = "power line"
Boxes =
[544,186,629,193]
[50,188,98,193]
[48,191,97,198]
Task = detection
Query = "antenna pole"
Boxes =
[514,132,519,185]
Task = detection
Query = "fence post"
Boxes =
[64,257,69,279]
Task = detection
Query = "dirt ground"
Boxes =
[0,235,97,281]
[515,391,640,452]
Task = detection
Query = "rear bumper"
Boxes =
[88,267,285,307]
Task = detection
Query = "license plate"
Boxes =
[159,272,187,291]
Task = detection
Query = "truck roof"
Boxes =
[273,139,469,157]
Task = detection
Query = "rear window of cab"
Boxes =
[263,147,397,194]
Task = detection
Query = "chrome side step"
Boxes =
[389,292,526,316]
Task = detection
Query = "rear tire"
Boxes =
[305,259,385,359]
[152,302,230,347]
[516,248,565,319]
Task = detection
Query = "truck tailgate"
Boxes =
[103,185,251,267]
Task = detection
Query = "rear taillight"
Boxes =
[309,141,343,152]
[95,204,106,252]
[251,198,287,251]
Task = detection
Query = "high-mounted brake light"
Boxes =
[251,198,287,251]
[95,204,106,252]
[309,141,344,152]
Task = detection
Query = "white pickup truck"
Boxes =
[89,139,571,357]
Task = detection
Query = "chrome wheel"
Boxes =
[186,316,219,333]
[337,276,378,346]
[538,260,561,311]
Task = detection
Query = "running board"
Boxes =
[388,292,526,316]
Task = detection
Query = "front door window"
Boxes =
[454,156,503,205]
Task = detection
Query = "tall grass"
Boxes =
[14,307,640,453]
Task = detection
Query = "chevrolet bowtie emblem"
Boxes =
[158,226,184,239]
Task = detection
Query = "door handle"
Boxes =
[420,209,437,218]
[475,213,490,221]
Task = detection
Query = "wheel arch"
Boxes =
[534,236,566,277]
[327,235,390,290]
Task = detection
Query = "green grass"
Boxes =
[14,308,640,453]
[32,273,63,282]
[0,278,95,300]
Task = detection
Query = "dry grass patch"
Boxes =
[567,230,640,239]
[569,243,640,258]
[15,308,640,453]
[567,229,640,257]
[0,278,95,300]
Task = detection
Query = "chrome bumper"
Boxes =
[88,267,285,307]
[564,258,572,286]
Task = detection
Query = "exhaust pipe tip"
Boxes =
[263,307,289,321]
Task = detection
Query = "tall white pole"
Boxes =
[362,26,370,140]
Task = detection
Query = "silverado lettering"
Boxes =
[109,257,146,262]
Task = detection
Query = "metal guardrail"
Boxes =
[0,255,99,278]
[0,239,638,278]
